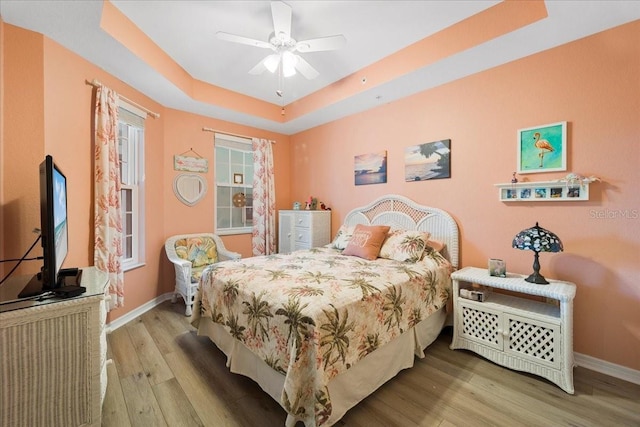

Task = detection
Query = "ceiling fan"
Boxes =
[216,1,346,80]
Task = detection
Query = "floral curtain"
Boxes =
[252,138,276,256]
[94,86,124,310]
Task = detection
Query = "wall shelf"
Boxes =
[495,178,596,202]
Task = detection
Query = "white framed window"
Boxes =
[118,101,145,270]
[214,133,253,235]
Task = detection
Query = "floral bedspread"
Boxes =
[191,247,452,426]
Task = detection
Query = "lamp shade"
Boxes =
[282,51,298,77]
[263,54,280,73]
[512,222,563,284]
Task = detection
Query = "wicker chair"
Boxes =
[165,233,241,316]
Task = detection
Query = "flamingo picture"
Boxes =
[533,132,554,167]
[518,122,565,173]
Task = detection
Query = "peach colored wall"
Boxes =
[1,24,45,277]
[160,108,291,289]
[290,21,640,371]
[2,19,637,371]
[0,17,4,274]
[1,23,292,324]
[1,24,166,322]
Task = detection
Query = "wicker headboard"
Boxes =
[342,194,459,268]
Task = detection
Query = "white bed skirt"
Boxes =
[196,306,447,427]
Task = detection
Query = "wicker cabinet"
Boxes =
[279,210,331,253]
[0,267,109,426]
[450,266,576,394]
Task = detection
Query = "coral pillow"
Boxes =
[342,224,390,260]
[426,238,445,253]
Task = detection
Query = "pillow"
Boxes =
[379,229,431,263]
[342,224,390,260]
[175,236,218,267]
[331,224,355,250]
[426,238,445,253]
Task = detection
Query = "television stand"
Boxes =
[1,267,109,426]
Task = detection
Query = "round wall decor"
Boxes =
[232,192,246,207]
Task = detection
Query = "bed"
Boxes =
[191,194,459,426]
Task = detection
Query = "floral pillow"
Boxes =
[342,224,390,260]
[175,236,219,267]
[379,229,431,263]
[175,236,219,282]
[330,224,355,250]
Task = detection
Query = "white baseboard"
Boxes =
[105,294,640,386]
[575,352,640,385]
[106,292,174,333]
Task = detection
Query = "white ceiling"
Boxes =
[1,1,639,135]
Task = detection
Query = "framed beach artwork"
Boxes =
[517,121,567,174]
[354,151,387,186]
[405,139,451,182]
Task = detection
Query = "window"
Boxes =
[214,133,253,235]
[118,102,145,270]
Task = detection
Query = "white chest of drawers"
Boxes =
[278,210,331,253]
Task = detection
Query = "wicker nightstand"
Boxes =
[450,266,576,394]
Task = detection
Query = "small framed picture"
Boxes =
[233,173,244,184]
[488,258,506,277]
[567,187,581,198]
[535,188,547,198]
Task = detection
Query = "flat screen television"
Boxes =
[18,155,69,298]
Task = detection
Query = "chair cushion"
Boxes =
[190,265,208,283]
[174,236,219,273]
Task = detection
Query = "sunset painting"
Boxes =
[354,151,387,185]
[405,139,451,181]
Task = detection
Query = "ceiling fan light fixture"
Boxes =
[282,51,298,77]
[263,54,280,73]
[218,1,345,82]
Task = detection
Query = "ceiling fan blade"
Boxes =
[216,31,273,50]
[271,1,292,41]
[248,60,268,75]
[295,35,346,53]
[294,55,319,80]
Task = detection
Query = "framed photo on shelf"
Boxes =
[517,121,566,174]
[567,187,581,198]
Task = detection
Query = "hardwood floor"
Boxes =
[102,300,640,427]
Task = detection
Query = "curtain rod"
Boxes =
[86,79,160,119]
[202,127,275,143]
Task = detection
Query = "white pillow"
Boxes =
[379,229,431,263]
[331,225,355,250]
